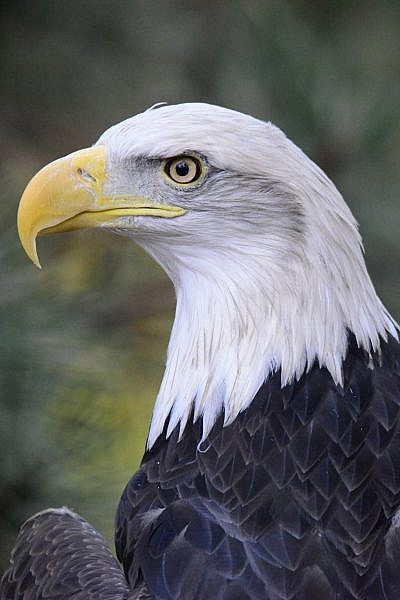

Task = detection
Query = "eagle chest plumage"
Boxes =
[115,334,400,599]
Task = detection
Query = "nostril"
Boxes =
[77,168,96,184]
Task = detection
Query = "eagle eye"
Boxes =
[164,156,202,185]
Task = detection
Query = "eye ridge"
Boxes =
[165,156,202,185]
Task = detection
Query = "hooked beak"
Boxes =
[17,145,186,267]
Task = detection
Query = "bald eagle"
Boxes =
[2,103,400,600]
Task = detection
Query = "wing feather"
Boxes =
[0,507,133,600]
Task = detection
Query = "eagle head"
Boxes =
[17,103,397,445]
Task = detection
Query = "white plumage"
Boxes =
[97,103,397,447]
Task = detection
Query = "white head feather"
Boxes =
[97,103,397,448]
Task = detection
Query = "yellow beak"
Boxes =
[17,145,186,268]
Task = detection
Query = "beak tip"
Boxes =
[17,211,42,268]
[30,248,42,270]
[19,236,42,269]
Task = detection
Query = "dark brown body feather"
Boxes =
[2,334,400,599]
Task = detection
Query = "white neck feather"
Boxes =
[141,220,397,448]
[106,104,398,449]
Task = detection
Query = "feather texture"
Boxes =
[0,508,150,599]
[114,334,400,599]
[3,336,400,598]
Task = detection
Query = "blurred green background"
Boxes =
[1,0,400,570]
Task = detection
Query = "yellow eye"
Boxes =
[164,156,201,184]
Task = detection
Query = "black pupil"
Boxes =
[175,160,190,177]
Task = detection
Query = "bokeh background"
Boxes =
[1,0,400,570]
